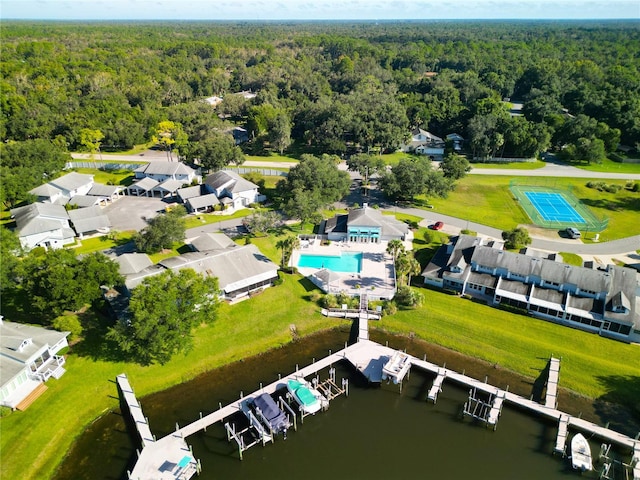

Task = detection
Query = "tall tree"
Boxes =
[0,227,22,291]
[270,113,292,154]
[440,153,471,180]
[134,206,187,254]
[153,121,188,161]
[107,269,220,365]
[79,128,104,160]
[379,157,453,202]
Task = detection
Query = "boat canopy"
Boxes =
[253,393,288,431]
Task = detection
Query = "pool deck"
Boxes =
[291,239,404,299]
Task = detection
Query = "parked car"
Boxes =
[432,221,444,230]
[565,227,581,239]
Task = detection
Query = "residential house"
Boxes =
[446,133,465,152]
[29,172,95,204]
[68,206,111,238]
[403,128,446,159]
[117,233,279,302]
[422,234,640,343]
[133,162,200,184]
[126,177,159,197]
[321,204,410,244]
[203,170,264,210]
[0,318,69,410]
[10,203,75,250]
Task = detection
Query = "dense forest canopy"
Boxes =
[1,21,639,171]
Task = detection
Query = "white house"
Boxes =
[203,170,264,210]
[422,234,640,343]
[68,206,111,238]
[134,162,200,184]
[0,318,69,410]
[29,172,95,204]
[10,203,75,250]
[403,128,446,159]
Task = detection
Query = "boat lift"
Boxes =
[462,386,506,431]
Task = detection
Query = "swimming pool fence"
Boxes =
[509,180,608,232]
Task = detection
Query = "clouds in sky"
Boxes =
[2,0,639,20]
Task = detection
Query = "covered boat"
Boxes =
[287,378,327,414]
[570,433,593,472]
[252,393,290,437]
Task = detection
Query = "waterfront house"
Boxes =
[0,318,69,410]
[321,204,410,244]
[422,234,640,343]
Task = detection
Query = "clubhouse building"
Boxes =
[422,235,639,343]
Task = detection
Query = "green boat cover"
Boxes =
[288,380,317,406]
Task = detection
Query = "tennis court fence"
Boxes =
[509,180,608,232]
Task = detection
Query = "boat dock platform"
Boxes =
[545,357,561,409]
[117,374,199,480]
[427,368,446,403]
[554,414,569,455]
[122,338,640,479]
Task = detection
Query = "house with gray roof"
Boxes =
[203,170,264,210]
[0,318,69,410]
[117,234,278,302]
[403,128,446,159]
[321,204,410,244]
[127,177,160,197]
[29,172,95,204]
[422,234,640,343]
[68,206,111,238]
[10,203,75,250]
[134,162,200,184]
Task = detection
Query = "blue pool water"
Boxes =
[297,253,362,273]
[524,191,586,224]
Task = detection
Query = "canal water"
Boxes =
[54,329,621,480]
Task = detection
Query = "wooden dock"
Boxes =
[427,368,446,404]
[116,374,155,448]
[123,338,640,479]
[545,357,560,409]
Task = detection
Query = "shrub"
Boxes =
[0,406,13,418]
[52,314,83,341]
[382,301,397,316]
[460,229,477,236]
[604,184,622,193]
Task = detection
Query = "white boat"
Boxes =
[287,377,328,414]
[381,351,411,384]
[570,433,593,472]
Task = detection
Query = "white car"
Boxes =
[566,227,581,239]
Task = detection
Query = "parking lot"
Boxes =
[103,196,171,232]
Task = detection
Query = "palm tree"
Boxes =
[386,239,405,261]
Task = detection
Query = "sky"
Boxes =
[1,0,639,21]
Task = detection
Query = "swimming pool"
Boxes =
[297,252,362,273]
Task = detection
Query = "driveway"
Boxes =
[103,196,170,232]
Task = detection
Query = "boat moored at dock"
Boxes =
[381,350,411,384]
[287,377,328,414]
[570,433,593,472]
[251,393,291,438]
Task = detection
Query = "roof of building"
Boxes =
[88,184,123,196]
[157,244,278,293]
[189,233,237,252]
[11,203,70,236]
[130,177,160,191]
[135,162,196,177]
[0,320,69,383]
[187,193,219,210]
[156,179,188,193]
[177,185,203,200]
[29,183,63,198]
[114,253,154,275]
[67,195,103,208]
[325,206,409,237]
[49,172,94,192]
[204,170,258,194]
[68,206,111,234]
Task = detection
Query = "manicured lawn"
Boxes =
[559,252,583,266]
[424,175,640,241]
[470,160,546,170]
[0,274,337,480]
[380,288,640,401]
[73,168,136,186]
[245,153,299,164]
[574,157,640,174]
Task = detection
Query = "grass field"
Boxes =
[3,221,640,480]
[574,157,640,174]
[424,175,640,241]
[470,160,546,170]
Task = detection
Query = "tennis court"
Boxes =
[524,191,585,224]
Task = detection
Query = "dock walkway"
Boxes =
[545,357,560,409]
[116,374,155,448]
